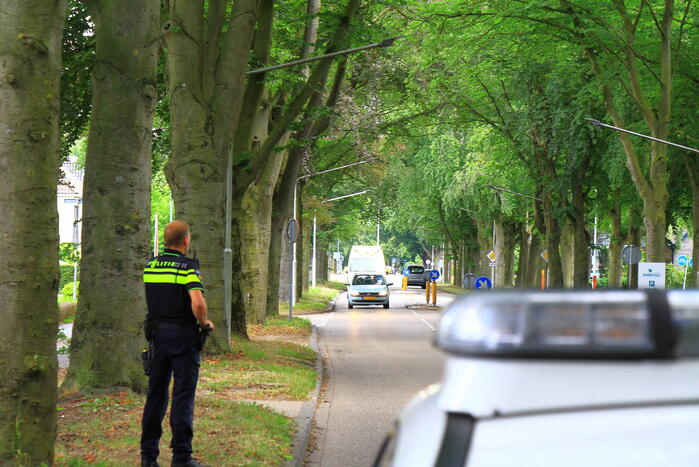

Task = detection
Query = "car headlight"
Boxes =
[378,291,388,297]
[434,290,699,359]
[350,292,360,297]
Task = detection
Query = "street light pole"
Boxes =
[585,118,699,154]
[247,37,401,75]
[320,190,369,203]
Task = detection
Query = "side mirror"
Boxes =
[344,283,350,286]
[387,283,394,286]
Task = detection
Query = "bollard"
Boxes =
[402,276,408,291]
[426,281,431,303]
[592,275,597,289]
[431,281,437,305]
[541,269,546,290]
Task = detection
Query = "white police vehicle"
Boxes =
[375,290,699,467]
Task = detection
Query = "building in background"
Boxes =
[58,157,84,244]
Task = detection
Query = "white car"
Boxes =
[375,290,699,467]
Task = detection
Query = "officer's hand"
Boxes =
[200,319,215,331]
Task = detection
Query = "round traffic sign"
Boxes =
[678,255,688,267]
[462,273,477,289]
[402,268,410,276]
[286,219,300,242]
[621,245,642,265]
[475,276,492,290]
[429,269,440,281]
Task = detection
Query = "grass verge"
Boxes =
[278,282,343,314]
[438,284,470,294]
[248,316,313,340]
[56,335,317,466]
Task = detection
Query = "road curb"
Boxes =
[285,324,323,467]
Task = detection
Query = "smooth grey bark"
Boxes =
[627,205,643,289]
[561,223,575,288]
[494,219,517,287]
[608,198,623,288]
[64,0,159,394]
[516,222,531,287]
[0,1,66,463]
[164,0,259,347]
[683,152,699,288]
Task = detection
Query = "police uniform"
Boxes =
[141,248,205,465]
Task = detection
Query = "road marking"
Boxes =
[410,309,436,331]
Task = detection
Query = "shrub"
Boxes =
[666,264,689,289]
[60,281,79,299]
[59,264,79,290]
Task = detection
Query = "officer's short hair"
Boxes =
[164,220,190,247]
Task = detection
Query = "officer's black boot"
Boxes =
[141,459,160,467]
[171,459,210,467]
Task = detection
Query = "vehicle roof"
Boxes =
[437,357,699,418]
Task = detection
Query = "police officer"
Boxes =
[141,220,214,467]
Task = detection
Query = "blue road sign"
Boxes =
[678,255,688,267]
[475,276,492,290]
[402,268,410,276]
[429,269,441,281]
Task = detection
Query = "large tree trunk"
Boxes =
[64,0,158,394]
[267,152,300,315]
[560,223,575,288]
[239,141,288,323]
[494,219,516,288]
[163,0,258,346]
[572,191,590,288]
[627,206,643,289]
[685,153,699,288]
[301,213,312,293]
[0,1,65,462]
[543,192,564,288]
[475,220,492,278]
[295,184,305,300]
[526,235,544,288]
[608,199,623,288]
[516,222,531,287]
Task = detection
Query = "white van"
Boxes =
[346,245,386,284]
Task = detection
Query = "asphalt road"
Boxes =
[305,276,456,466]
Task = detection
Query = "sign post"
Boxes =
[678,255,693,290]
[486,250,496,287]
[429,269,440,305]
[287,219,300,321]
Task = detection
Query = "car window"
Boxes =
[408,266,424,274]
[352,275,386,285]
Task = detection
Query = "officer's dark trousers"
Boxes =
[141,324,200,463]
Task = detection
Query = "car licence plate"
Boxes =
[363,296,376,300]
